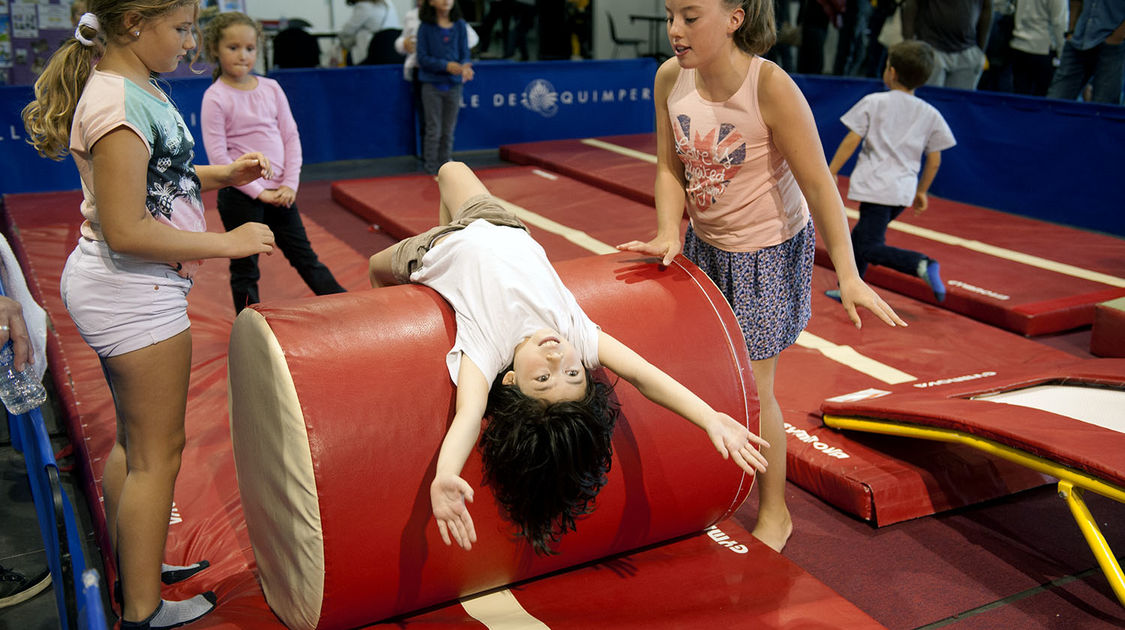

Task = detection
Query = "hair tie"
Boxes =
[75,12,100,47]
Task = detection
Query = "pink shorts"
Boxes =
[60,238,192,358]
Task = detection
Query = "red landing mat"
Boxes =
[500,134,658,207]
[499,134,1125,336]
[331,166,684,261]
[367,521,883,629]
[1,189,878,628]
[778,266,1075,526]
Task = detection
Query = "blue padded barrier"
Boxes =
[3,272,106,629]
[8,405,106,630]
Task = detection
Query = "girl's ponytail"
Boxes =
[728,0,777,56]
[22,17,101,160]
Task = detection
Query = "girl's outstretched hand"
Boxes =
[838,275,908,329]
[706,411,769,476]
[616,234,683,267]
[431,474,477,550]
[226,222,275,258]
[227,152,274,186]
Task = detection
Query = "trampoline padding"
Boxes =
[228,252,759,629]
[780,267,1071,525]
[820,359,1125,488]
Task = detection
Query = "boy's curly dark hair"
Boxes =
[481,368,619,555]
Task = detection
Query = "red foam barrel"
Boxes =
[227,252,758,629]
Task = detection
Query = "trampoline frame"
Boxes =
[823,414,1125,608]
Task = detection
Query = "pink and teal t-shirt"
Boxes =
[69,70,206,277]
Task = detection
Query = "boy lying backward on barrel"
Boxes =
[368,162,768,555]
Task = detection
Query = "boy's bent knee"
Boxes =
[437,161,469,181]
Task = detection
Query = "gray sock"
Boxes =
[147,592,217,628]
[917,258,928,277]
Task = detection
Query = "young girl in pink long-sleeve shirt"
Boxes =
[201,12,345,314]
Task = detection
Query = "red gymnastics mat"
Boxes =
[331,166,684,261]
[780,266,1081,525]
[500,134,658,207]
[1,188,880,628]
[500,134,1125,336]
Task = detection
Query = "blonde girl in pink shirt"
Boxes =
[22,1,275,626]
[619,0,905,553]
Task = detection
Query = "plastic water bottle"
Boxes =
[0,341,46,415]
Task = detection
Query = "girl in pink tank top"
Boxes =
[619,0,907,554]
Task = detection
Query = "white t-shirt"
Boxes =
[410,219,600,385]
[841,90,956,207]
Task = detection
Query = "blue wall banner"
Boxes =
[1,60,1122,236]
[454,59,659,149]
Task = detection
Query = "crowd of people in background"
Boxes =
[769,0,1124,105]
[270,0,1122,105]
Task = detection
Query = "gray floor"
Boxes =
[0,150,508,629]
[0,372,110,629]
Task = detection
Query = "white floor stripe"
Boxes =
[796,331,916,385]
[842,209,1125,288]
[580,137,658,164]
[578,139,1124,288]
[461,590,550,629]
[496,199,617,255]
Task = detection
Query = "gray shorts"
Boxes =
[60,238,192,358]
[390,194,529,283]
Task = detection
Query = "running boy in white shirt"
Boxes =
[367,161,769,556]
[828,40,956,302]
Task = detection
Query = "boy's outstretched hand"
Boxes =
[706,412,769,476]
[431,474,478,550]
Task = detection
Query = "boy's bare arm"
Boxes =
[828,131,862,177]
[430,355,489,550]
[914,150,942,213]
[596,331,768,475]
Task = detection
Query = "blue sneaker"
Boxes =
[825,289,842,302]
[921,259,946,302]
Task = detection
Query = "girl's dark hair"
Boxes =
[481,368,619,555]
[202,11,261,81]
[724,0,776,56]
[419,0,463,24]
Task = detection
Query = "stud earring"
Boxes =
[133,30,140,37]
